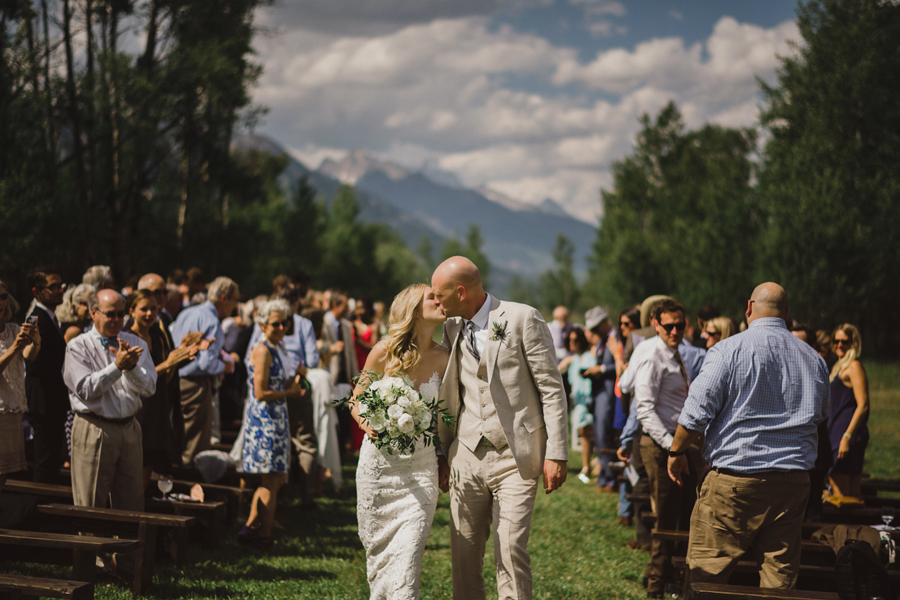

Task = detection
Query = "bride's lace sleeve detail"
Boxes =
[418,372,441,402]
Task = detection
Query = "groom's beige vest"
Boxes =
[457,335,507,451]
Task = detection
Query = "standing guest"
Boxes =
[703,316,733,350]
[635,299,704,598]
[372,301,388,339]
[171,277,239,466]
[239,299,307,549]
[668,283,829,589]
[127,290,197,486]
[302,307,342,493]
[616,308,641,374]
[56,283,96,343]
[694,304,720,348]
[82,265,116,290]
[24,266,68,484]
[351,297,379,371]
[558,327,595,484]
[548,305,573,362]
[583,307,618,492]
[827,324,869,498]
[0,282,40,491]
[816,330,837,370]
[64,290,157,510]
[623,295,672,362]
[182,268,206,307]
[790,324,817,348]
[321,291,359,456]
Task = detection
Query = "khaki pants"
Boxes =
[449,439,538,600]
[640,434,704,595]
[287,394,319,504]
[71,413,143,511]
[688,469,809,588]
[180,376,213,465]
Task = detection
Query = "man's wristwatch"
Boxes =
[667,448,685,457]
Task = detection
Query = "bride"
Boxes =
[350,284,449,600]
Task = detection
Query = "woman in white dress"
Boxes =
[350,284,449,600]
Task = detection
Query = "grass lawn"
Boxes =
[7,360,899,599]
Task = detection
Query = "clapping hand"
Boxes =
[113,339,143,371]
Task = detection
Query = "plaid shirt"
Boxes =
[678,317,830,473]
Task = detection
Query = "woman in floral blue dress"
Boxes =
[239,298,306,548]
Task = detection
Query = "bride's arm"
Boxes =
[351,341,388,439]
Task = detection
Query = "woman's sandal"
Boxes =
[237,525,258,545]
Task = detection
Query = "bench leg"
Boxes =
[72,548,97,586]
[134,522,158,597]
[171,528,189,567]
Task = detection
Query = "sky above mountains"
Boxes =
[251,1,800,223]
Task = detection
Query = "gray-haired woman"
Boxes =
[0,280,40,491]
[56,283,96,343]
[238,299,308,549]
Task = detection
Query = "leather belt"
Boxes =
[78,412,134,426]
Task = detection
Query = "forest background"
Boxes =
[1,0,898,355]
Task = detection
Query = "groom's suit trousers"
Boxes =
[449,438,538,600]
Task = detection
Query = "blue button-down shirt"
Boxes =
[171,301,226,377]
[678,317,830,473]
[244,314,320,374]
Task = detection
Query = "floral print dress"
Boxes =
[242,341,290,474]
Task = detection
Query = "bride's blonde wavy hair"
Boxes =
[381,283,429,378]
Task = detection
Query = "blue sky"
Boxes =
[252,0,801,222]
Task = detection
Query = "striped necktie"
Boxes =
[673,350,690,391]
[464,320,480,361]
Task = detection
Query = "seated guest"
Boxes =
[127,290,197,487]
[56,283,96,343]
[827,324,869,498]
[239,299,308,548]
[558,327,595,484]
[668,283,829,589]
[703,316,733,349]
[64,290,157,510]
[25,266,68,484]
[0,281,40,491]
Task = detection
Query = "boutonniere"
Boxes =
[490,320,509,342]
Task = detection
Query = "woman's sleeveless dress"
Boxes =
[356,372,441,600]
[242,342,291,474]
[827,375,868,474]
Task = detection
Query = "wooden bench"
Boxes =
[150,473,251,524]
[0,574,93,600]
[3,480,74,502]
[0,528,137,592]
[690,582,838,600]
[144,498,226,548]
[652,529,834,561]
[33,504,195,596]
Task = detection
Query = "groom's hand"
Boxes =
[438,456,450,493]
[542,459,567,494]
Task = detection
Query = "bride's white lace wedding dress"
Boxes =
[356,372,441,600]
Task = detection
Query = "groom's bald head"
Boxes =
[431,256,487,320]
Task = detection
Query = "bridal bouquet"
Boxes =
[352,371,452,455]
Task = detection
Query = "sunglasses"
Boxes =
[99,310,126,319]
[834,338,852,346]
[706,329,721,338]
[267,318,291,329]
[44,283,65,292]
[619,321,633,328]
[660,322,687,333]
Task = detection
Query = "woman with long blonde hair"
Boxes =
[350,283,449,600]
[826,323,869,498]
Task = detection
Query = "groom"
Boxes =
[432,256,569,600]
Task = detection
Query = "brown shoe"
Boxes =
[596,485,615,494]
[616,516,633,527]
[627,539,649,552]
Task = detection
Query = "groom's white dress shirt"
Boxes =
[463,293,492,356]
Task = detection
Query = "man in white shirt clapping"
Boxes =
[64,289,157,511]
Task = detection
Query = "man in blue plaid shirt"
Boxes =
[667,282,830,589]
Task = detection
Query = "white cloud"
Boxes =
[251,13,801,222]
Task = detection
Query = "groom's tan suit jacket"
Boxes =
[437,296,568,480]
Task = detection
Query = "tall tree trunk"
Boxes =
[40,0,57,191]
[62,0,90,257]
[107,4,123,276]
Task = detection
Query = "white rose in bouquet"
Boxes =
[397,413,415,434]
[418,411,432,429]
[368,412,387,431]
[387,404,404,421]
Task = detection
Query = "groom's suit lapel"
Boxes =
[484,298,505,381]
[443,319,464,422]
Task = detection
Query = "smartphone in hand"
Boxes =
[26,315,38,325]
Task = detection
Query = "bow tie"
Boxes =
[100,337,120,351]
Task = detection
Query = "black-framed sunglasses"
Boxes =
[660,322,687,333]
[834,337,852,346]
[44,282,66,293]
[99,310,126,319]
[706,329,721,338]
[619,321,633,329]
[267,318,291,329]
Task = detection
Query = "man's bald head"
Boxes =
[431,256,487,320]
[91,289,126,337]
[138,273,166,292]
[747,282,788,322]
